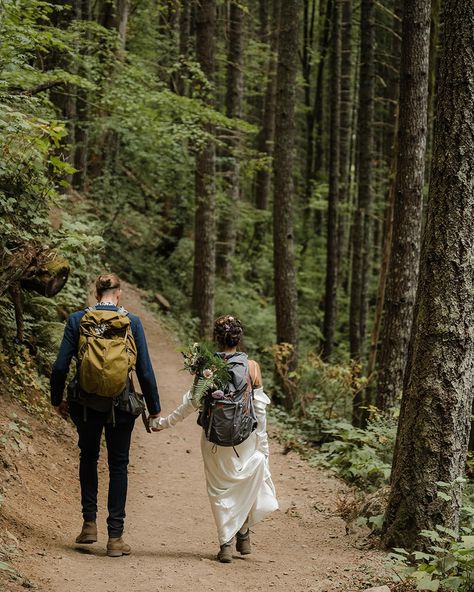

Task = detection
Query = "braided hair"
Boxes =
[213,315,243,349]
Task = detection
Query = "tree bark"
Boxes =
[350,0,375,426]
[376,0,431,412]
[254,0,280,239]
[337,0,352,215]
[217,0,245,279]
[117,0,130,48]
[383,0,474,549]
[73,0,91,190]
[302,0,317,213]
[98,0,129,45]
[313,0,332,182]
[322,0,341,361]
[426,0,441,179]
[191,0,216,339]
[176,0,192,96]
[273,0,300,408]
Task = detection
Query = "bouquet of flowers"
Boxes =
[181,342,230,404]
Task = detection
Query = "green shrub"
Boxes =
[389,527,474,591]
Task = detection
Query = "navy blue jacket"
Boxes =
[50,304,161,415]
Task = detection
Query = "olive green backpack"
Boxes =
[78,306,137,397]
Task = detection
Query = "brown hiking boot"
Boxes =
[106,537,131,557]
[217,541,233,563]
[75,520,97,544]
[236,530,251,555]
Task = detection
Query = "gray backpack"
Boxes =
[197,352,257,451]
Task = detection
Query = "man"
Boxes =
[50,273,160,557]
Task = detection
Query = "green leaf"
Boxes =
[414,573,440,591]
[461,535,474,549]
[392,547,410,555]
[414,551,434,561]
[437,491,452,502]
[0,561,13,572]
[436,525,458,539]
[441,576,462,590]
[368,514,384,531]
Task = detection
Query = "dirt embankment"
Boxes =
[0,284,388,592]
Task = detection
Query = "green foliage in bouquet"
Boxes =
[181,342,231,405]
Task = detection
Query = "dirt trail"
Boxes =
[1,284,387,592]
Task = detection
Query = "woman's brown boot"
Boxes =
[217,541,233,563]
[236,530,251,555]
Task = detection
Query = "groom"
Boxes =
[50,273,160,557]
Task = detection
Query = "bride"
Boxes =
[149,315,278,563]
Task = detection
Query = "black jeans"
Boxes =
[70,402,136,538]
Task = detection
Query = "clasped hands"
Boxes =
[149,415,165,432]
[53,402,163,432]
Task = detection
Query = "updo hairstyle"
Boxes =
[95,273,121,298]
[213,315,243,349]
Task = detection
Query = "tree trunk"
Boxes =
[426,0,440,179]
[335,0,353,294]
[98,0,115,29]
[322,0,341,361]
[254,0,280,241]
[73,0,91,190]
[273,0,300,409]
[375,0,431,412]
[216,0,245,279]
[117,0,130,48]
[47,0,77,182]
[191,0,216,339]
[469,398,474,451]
[302,0,317,213]
[176,0,192,96]
[98,0,129,45]
[383,0,474,549]
[313,0,332,181]
[350,0,375,426]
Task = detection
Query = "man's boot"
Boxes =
[107,536,131,557]
[75,520,97,544]
[236,529,251,555]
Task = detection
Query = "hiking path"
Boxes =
[1,284,387,592]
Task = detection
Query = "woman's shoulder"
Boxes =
[248,359,263,387]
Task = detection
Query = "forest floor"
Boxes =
[0,284,389,592]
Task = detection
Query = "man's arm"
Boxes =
[131,316,161,415]
[50,315,79,410]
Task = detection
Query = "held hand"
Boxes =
[149,415,165,432]
[54,401,69,420]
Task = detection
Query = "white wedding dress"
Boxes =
[153,387,279,544]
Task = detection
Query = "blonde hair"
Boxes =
[95,273,121,298]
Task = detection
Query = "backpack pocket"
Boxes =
[207,399,256,447]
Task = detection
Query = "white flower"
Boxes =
[203,368,214,379]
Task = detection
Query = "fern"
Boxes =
[191,376,215,405]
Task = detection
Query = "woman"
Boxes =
[150,315,278,563]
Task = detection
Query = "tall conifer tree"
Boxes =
[192,0,216,338]
[384,0,474,548]
[273,0,300,407]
